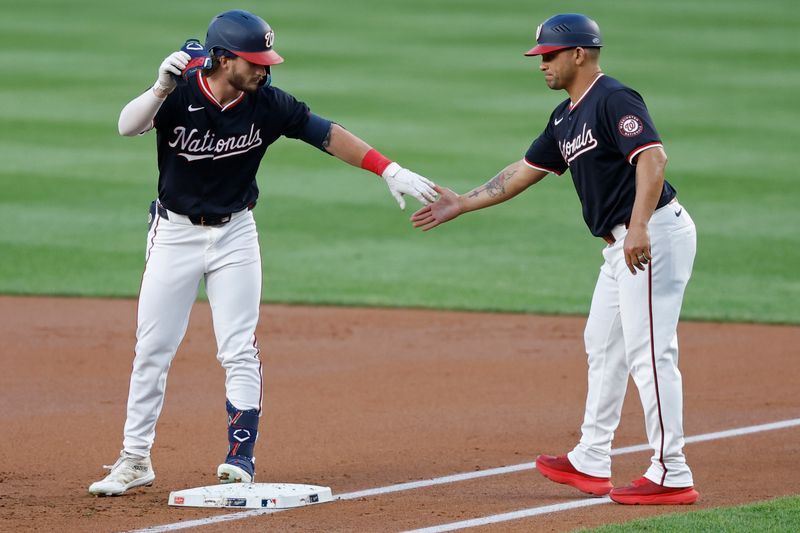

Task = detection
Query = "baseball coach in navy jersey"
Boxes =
[412,13,699,505]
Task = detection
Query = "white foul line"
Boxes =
[126,417,800,533]
[337,462,535,500]
[400,417,800,533]
[402,498,612,533]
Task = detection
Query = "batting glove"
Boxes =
[381,163,437,210]
[155,51,191,94]
[178,39,212,81]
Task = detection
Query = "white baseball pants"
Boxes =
[568,200,696,487]
[122,205,263,457]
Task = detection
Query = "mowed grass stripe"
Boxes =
[1,0,798,323]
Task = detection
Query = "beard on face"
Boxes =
[229,70,263,93]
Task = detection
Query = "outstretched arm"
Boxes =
[410,160,547,231]
[323,124,436,209]
[322,123,371,166]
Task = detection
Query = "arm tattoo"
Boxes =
[321,126,333,149]
[468,168,518,198]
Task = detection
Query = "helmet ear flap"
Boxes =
[259,66,272,87]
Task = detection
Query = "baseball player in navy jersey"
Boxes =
[89,9,437,496]
[412,13,699,505]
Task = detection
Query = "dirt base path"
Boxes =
[2,296,798,532]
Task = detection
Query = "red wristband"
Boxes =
[360,148,393,176]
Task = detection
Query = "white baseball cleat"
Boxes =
[217,462,253,484]
[89,451,155,496]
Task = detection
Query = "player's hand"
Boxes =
[410,186,461,231]
[381,163,437,210]
[623,224,651,274]
[155,51,191,94]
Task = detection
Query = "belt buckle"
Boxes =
[188,214,207,226]
[194,214,231,226]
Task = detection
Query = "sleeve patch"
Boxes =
[618,115,643,137]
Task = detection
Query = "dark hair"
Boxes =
[209,48,237,72]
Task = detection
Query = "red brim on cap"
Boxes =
[524,44,573,56]
[234,49,284,66]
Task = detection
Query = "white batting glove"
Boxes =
[154,51,191,94]
[381,163,437,210]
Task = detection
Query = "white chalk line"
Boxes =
[401,498,612,533]
[400,417,800,533]
[126,417,800,533]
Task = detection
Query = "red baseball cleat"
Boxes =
[610,476,699,505]
[535,454,613,496]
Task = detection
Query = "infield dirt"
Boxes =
[2,296,798,531]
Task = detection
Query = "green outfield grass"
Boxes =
[580,495,800,532]
[1,0,798,323]
[2,2,798,531]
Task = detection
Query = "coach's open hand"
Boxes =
[411,186,461,230]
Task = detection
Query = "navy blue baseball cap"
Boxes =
[524,13,603,56]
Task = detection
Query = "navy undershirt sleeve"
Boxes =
[299,113,334,154]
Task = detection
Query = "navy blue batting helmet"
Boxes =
[524,13,602,56]
[205,10,284,66]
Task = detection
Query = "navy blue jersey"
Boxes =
[152,71,324,216]
[524,75,675,237]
